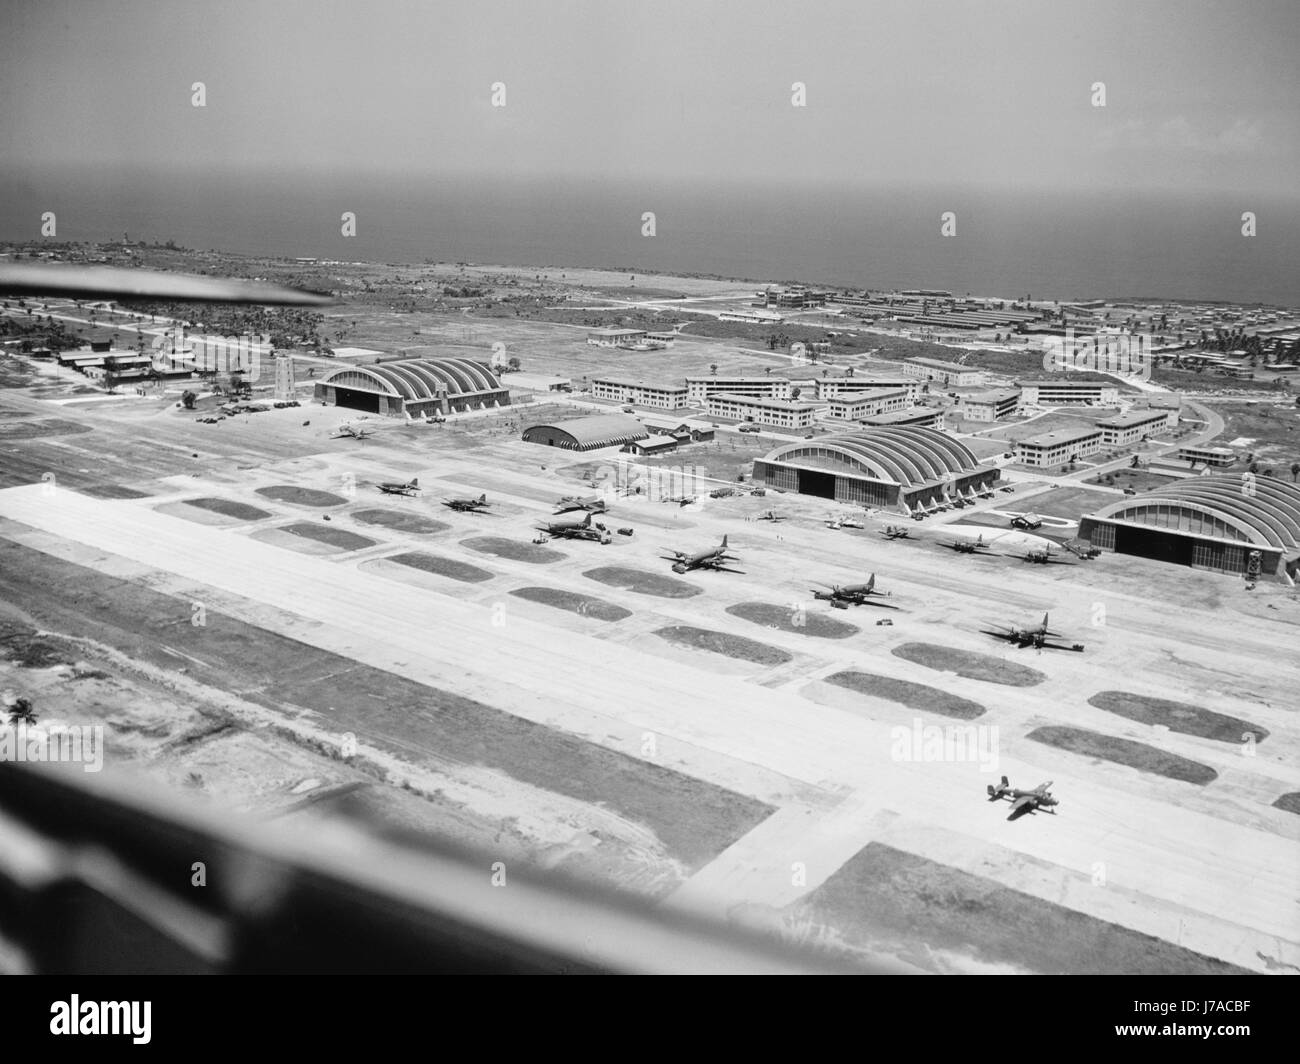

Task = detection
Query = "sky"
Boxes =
[2,0,1298,198]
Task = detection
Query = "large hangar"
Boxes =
[752,426,999,511]
[314,358,509,417]
[522,414,648,451]
[1079,473,1300,581]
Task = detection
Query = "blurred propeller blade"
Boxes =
[0,262,334,306]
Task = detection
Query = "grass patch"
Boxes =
[825,671,985,719]
[255,485,349,507]
[387,552,494,582]
[509,586,631,622]
[1088,691,1267,745]
[461,536,565,563]
[891,643,1045,687]
[583,566,702,599]
[653,626,793,665]
[184,497,272,521]
[727,602,858,639]
[795,841,1246,974]
[351,508,449,534]
[1027,725,1217,784]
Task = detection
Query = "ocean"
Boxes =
[2,168,1296,307]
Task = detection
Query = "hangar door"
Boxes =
[333,387,382,413]
[798,469,837,500]
[1112,524,1195,567]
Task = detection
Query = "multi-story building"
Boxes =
[815,376,920,400]
[827,387,913,421]
[590,377,689,409]
[1177,445,1236,467]
[705,393,818,429]
[859,407,946,430]
[902,359,983,387]
[1016,379,1120,406]
[1015,425,1103,467]
[1095,408,1176,447]
[685,376,791,404]
[959,389,1021,422]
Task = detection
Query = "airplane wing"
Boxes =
[1008,795,1036,818]
[0,262,333,305]
[1033,782,1053,795]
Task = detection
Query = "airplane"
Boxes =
[943,533,994,554]
[986,776,1059,820]
[1061,539,1102,560]
[661,535,743,574]
[377,477,420,497]
[443,493,491,513]
[879,525,910,539]
[1015,544,1074,565]
[810,575,897,610]
[663,495,696,507]
[554,495,607,515]
[331,425,373,440]
[983,612,1084,652]
[755,510,788,522]
[825,515,864,530]
[534,511,611,544]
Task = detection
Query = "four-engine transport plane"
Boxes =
[943,533,994,554]
[535,511,612,544]
[443,493,492,513]
[811,574,897,610]
[984,612,1084,652]
[377,477,420,497]
[987,777,1060,820]
[554,495,607,515]
[879,525,910,539]
[331,425,373,440]
[661,535,743,574]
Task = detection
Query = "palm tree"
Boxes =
[1291,462,1300,483]
[7,697,36,727]
[710,364,718,375]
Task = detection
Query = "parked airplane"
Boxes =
[879,525,910,539]
[554,495,607,515]
[1016,544,1074,565]
[987,777,1059,820]
[443,493,491,513]
[535,511,612,544]
[755,510,788,522]
[1061,539,1102,560]
[661,535,743,574]
[943,533,994,554]
[984,612,1084,651]
[811,575,896,610]
[331,425,373,440]
[377,477,420,497]
[825,515,864,530]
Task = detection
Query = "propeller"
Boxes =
[0,262,334,305]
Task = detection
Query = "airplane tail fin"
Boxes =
[1042,612,1049,630]
[720,535,728,548]
[866,573,875,591]
[411,478,419,488]
[1001,775,1009,787]
[478,494,486,504]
